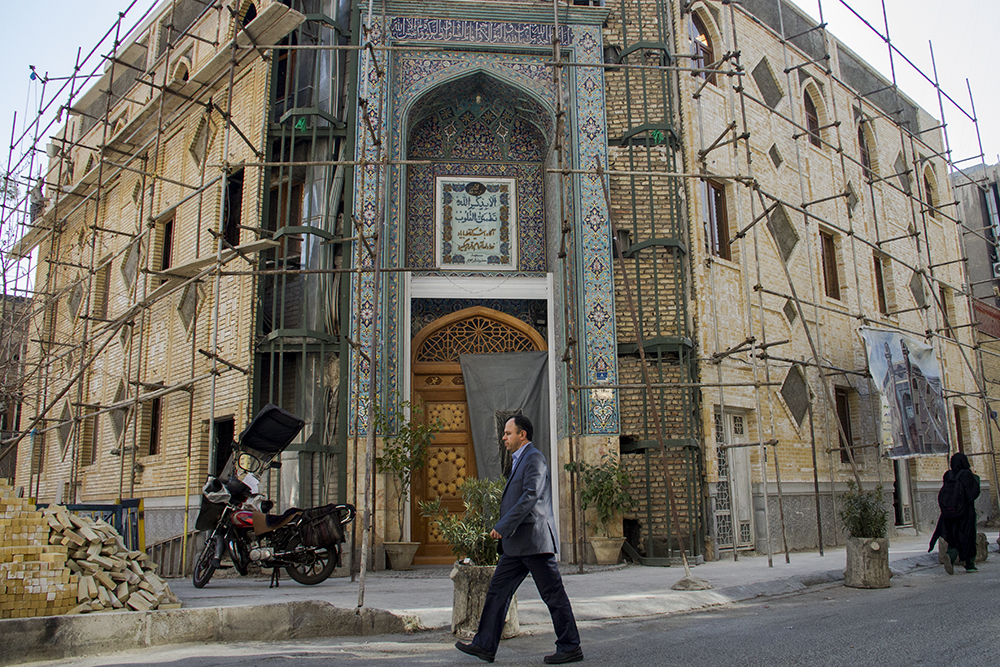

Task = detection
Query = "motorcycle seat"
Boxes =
[252,507,302,535]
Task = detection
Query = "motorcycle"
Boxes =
[193,404,355,588]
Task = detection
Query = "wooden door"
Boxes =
[411,372,475,564]
[410,307,546,564]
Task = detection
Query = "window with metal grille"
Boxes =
[714,413,732,546]
[821,230,840,300]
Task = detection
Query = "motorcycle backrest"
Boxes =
[237,404,305,459]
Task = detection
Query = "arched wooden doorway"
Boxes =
[410,306,546,564]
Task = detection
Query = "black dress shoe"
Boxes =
[544,646,584,664]
[456,641,495,663]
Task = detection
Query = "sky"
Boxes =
[0,0,996,213]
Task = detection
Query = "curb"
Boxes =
[0,553,945,665]
[691,553,940,608]
[0,600,416,666]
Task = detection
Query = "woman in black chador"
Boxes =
[928,452,981,573]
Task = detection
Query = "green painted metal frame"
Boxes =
[250,7,360,507]
[612,0,705,565]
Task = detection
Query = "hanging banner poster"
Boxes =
[858,327,950,458]
[437,177,516,270]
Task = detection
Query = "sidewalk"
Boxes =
[2,532,995,666]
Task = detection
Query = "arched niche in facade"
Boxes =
[402,71,554,273]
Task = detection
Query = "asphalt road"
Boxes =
[25,562,997,667]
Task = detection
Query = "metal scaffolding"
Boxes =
[0,0,996,598]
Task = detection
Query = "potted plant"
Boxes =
[421,477,519,639]
[838,480,890,588]
[374,399,440,570]
[564,454,635,565]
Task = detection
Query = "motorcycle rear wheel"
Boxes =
[192,536,217,588]
[284,535,336,585]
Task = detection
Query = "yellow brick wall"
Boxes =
[15,3,273,506]
[674,1,979,507]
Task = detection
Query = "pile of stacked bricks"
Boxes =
[0,484,181,618]
[0,485,75,619]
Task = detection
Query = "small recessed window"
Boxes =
[954,406,966,453]
[924,172,936,217]
[223,169,244,248]
[87,412,100,466]
[858,123,873,180]
[241,2,257,27]
[820,230,840,300]
[701,180,730,260]
[158,217,174,284]
[939,286,953,338]
[836,387,855,463]
[804,91,821,148]
[688,12,715,84]
[148,397,162,456]
[874,252,889,315]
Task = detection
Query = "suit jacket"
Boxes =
[493,443,558,557]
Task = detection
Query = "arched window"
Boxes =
[688,12,715,84]
[241,3,257,27]
[858,122,872,179]
[924,170,936,217]
[804,91,821,147]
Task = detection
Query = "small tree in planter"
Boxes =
[838,480,890,588]
[374,400,440,570]
[421,478,518,639]
[564,454,635,564]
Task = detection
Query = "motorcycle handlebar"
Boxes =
[336,504,356,525]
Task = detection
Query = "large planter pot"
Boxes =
[450,562,519,640]
[844,536,890,589]
[384,542,420,571]
[590,536,625,565]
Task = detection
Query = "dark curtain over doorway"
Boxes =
[459,352,549,481]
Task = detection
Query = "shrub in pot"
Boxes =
[421,478,518,638]
[374,400,440,570]
[564,454,634,564]
[838,480,890,589]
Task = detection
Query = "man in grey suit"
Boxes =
[456,415,583,664]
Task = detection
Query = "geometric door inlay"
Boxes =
[425,446,468,501]
[416,315,538,362]
[427,403,467,431]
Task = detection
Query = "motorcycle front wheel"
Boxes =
[284,535,336,585]
[192,535,218,588]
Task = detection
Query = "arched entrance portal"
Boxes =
[410,306,546,564]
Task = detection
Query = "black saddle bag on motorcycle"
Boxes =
[299,504,348,547]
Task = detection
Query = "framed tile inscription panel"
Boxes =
[436,177,517,270]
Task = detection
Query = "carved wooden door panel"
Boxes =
[410,307,547,564]
[411,374,475,564]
